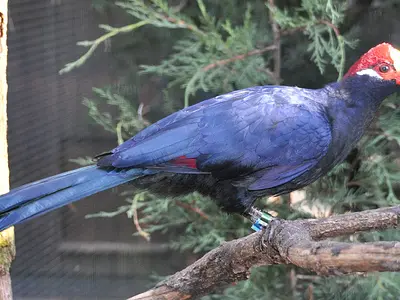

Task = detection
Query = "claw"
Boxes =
[245,206,277,251]
[257,218,284,251]
[244,207,285,251]
[267,218,283,244]
[259,226,268,251]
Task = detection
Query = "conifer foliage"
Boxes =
[63,1,400,298]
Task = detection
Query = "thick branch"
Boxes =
[128,205,400,300]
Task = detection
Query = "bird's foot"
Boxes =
[246,206,282,251]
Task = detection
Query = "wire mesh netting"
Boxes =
[7,1,186,299]
[5,0,400,299]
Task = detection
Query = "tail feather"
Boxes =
[0,165,149,231]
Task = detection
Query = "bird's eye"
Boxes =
[379,64,390,73]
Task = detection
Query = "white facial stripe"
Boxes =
[356,69,383,79]
[389,46,400,71]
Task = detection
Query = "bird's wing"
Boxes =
[97,86,332,190]
[192,87,332,190]
[96,88,259,168]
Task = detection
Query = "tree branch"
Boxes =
[128,205,400,300]
[201,0,283,81]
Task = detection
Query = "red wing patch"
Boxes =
[170,156,197,169]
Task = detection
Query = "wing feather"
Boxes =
[97,86,332,190]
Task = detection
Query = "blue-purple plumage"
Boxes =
[0,167,153,229]
[0,56,399,230]
[99,86,332,180]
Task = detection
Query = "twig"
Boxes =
[256,67,276,80]
[132,196,150,242]
[137,103,151,126]
[202,0,294,81]
[175,200,209,220]
[307,284,314,300]
[128,205,400,299]
[116,121,124,145]
[347,181,362,188]
[290,268,297,299]
[281,26,307,36]
[137,103,145,121]
[60,5,205,75]
[59,21,149,74]
[280,20,340,38]
[164,15,205,36]
[202,45,277,72]
[317,20,346,80]
[282,19,345,80]
[318,20,340,38]
[296,274,319,281]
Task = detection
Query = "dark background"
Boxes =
[8,1,185,298]
[6,0,400,299]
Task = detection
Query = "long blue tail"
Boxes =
[0,166,149,231]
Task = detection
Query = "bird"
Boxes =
[0,42,399,232]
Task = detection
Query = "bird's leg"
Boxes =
[245,206,281,250]
[246,206,275,231]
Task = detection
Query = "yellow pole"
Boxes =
[0,3,15,299]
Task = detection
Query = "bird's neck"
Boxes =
[317,75,397,157]
[323,75,398,126]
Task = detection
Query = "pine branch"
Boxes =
[60,0,205,75]
[200,13,346,84]
[59,21,149,74]
[317,19,346,80]
[128,205,400,299]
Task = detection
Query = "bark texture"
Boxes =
[129,205,400,300]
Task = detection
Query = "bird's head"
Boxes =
[344,43,400,85]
